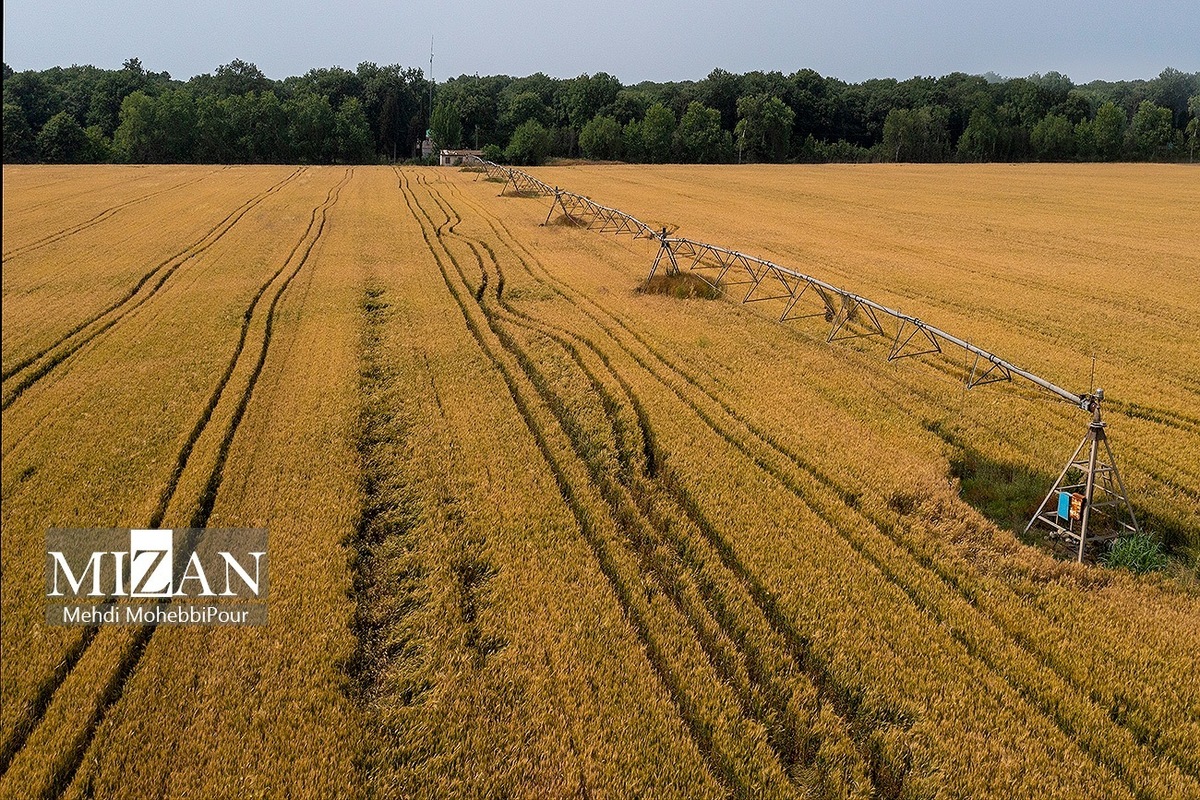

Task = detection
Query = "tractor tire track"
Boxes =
[396,172,757,798]
[447,178,1200,795]
[44,168,350,800]
[1,168,308,773]
[602,288,1200,782]
[1,168,307,409]
[529,183,1198,495]
[3,168,229,220]
[0,169,351,799]
[1,169,224,263]
[424,183,884,797]
[441,175,1174,798]
[497,183,1200,787]
[1,166,302,382]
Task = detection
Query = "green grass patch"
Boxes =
[922,419,1198,570]
[949,449,1048,538]
[1101,532,1169,573]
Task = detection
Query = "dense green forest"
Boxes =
[3,58,1197,165]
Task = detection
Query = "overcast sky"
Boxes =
[3,0,1197,85]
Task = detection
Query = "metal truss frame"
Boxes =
[466,156,555,197]
[471,157,512,182]
[467,157,1141,557]
[1023,397,1141,560]
[649,235,1092,409]
[467,158,1094,410]
[544,190,660,240]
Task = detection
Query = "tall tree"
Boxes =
[1129,100,1176,160]
[675,101,732,163]
[501,91,552,133]
[86,58,151,135]
[609,89,649,125]
[158,89,198,161]
[1092,101,1128,160]
[787,68,837,143]
[36,110,88,162]
[81,124,111,162]
[735,95,795,162]
[287,92,336,163]
[212,60,273,97]
[564,72,621,130]
[1030,113,1075,160]
[357,62,423,160]
[113,91,160,161]
[220,93,257,162]
[639,103,676,163]
[698,68,741,132]
[194,94,233,162]
[430,100,462,149]
[1151,67,1197,129]
[1061,91,1093,125]
[439,72,505,150]
[957,107,999,161]
[504,119,551,166]
[579,114,622,160]
[1188,95,1200,161]
[883,106,950,161]
[250,91,287,162]
[3,102,36,162]
[3,70,59,132]
[294,66,362,109]
[335,97,374,162]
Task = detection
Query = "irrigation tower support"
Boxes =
[1024,390,1141,561]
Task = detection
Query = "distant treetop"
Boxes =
[3,60,1196,165]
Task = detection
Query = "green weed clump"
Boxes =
[1103,533,1169,574]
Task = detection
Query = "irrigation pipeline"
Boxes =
[466,155,1096,414]
[471,157,556,196]
[546,190,660,240]
[652,237,1092,409]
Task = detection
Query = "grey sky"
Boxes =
[3,0,1196,85]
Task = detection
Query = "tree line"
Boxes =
[4,58,1197,165]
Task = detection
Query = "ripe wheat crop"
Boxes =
[2,163,1197,799]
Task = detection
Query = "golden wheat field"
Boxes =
[2,162,1199,799]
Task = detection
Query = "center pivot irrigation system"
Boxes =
[466,157,1141,560]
